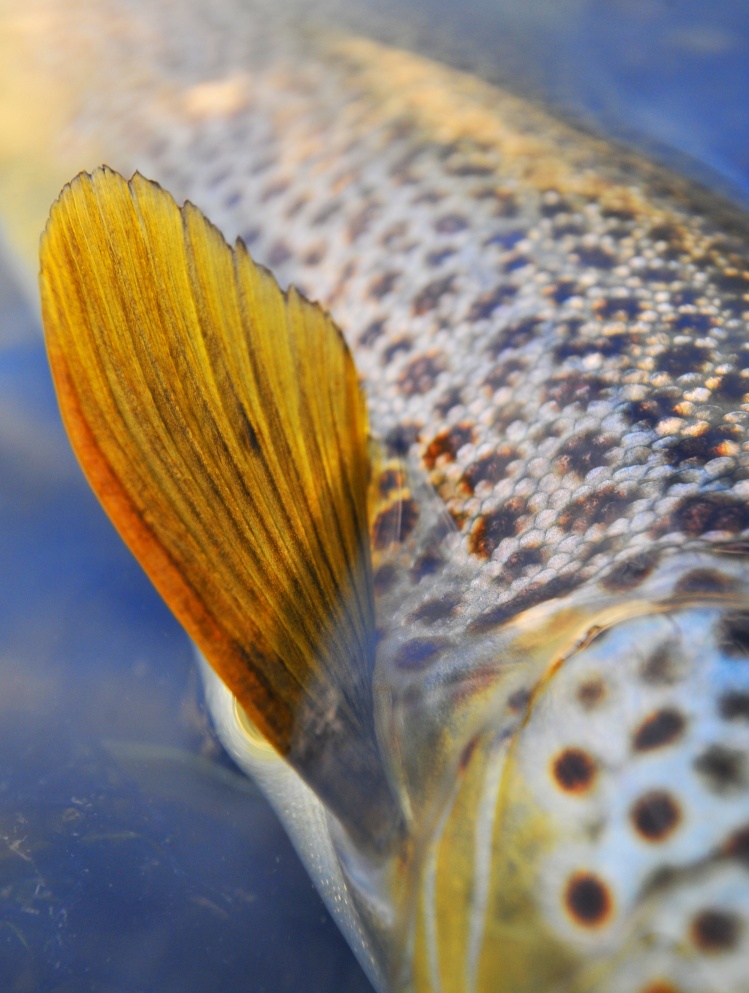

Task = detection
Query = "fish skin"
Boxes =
[5,1,749,990]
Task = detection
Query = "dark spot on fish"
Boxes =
[723,825,749,863]
[545,372,607,409]
[564,873,612,927]
[434,386,463,417]
[555,330,629,361]
[285,195,308,220]
[398,352,446,396]
[690,909,742,953]
[468,574,584,632]
[449,160,494,178]
[407,594,462,625]
[694,745,746,793]
[499,545,543,579]
[623,395,677,428]
[715,269,749,294]
[633,708,685,751]
[507,688,531,712]
[358,318,386,347]
[719,692,749,721]
[223,190,242,209]
[640,644,679,685]
[311,201,341,226]
[547,278,579,304]
[540,194,571,217]
[372,498,419,550]
[384,423,421,456]
[484,229,525,249]
[369,270,400,300]
[674,569,735,596]
[631,791,681,841]
[664,426,740,466]
[641,266,675,283]
[483,357,528,392]
[393,637,448,671]
[504,254,530,272]
[267,240,292,267]
[381,221,408,247]
[718,612,749,657]
[423,423,475,470]
[426,247,457,267]
[373,563,397,595]
[303,244,326,266]
[413,276,455,315]
[602,550,660,591]
[411,188,443,205]
[260,178,290,202]
[435,214,468,234]
[552,748,597,793]
[239,227,260,247]
[377,467,406,498]
[347,202,380,242]
[716,371,749,400]
[410,552,443,581]
[576,245,615,269]
[557,485,630,534]
[468,283,518,322]
[672,494,749,537]
[469,498,526,558]
[461,447,518,493]
[382,338,413,363]
[659,342,710,377]
[595,297,641,320]
[555,432,615,477]
[649,223,681,244]
[674,311,714,332]
[577,678,606,708]
[486,316,540,356]
[458,737,479,773]
[602,206,636,222]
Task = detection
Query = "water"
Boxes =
[1,2,748,990]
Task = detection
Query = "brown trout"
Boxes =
[3,1,749,991]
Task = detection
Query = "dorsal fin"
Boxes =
[39,167,400,846]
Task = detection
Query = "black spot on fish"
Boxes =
[483,357,528,392]
[557,485,630,534]
[715,269,749,295]
[433,386,464,417]
[633,708,685,751]
[723,825,749,863]
[469,498,526,558]
[564,873,612,927]
[622,394,678,428]
[398,352,446,396]
[719,692,749,721]
[718,612,749,658]
[500,545,544,579]
[384,423,421,456]
[674,311,714,332]
[663,425,739,467]
[410,552,444,581]
[672,494,749,537]
[715,371,749,400]
[484,229,524,249]
[426,247,457,267]
[423,423,475,469]
[694,745,746,793]
[373,563,398,595]
[576,245,615,269]
[393,637,449,671]
[631,791,681,841]
[690,909,742,953]
[461,447,518,493]
[545,372,608,409]
[547,278,579,304]
[369,270,400,300]
[469,574,583,631]
[552,748,597,793]
[640,644,680,685]
[358,318,387,347]
[372,498,419,550]
[413,276,455,315]
[673,569,735,596]
[382,338,413,363]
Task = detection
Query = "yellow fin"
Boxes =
[40,167,398,843]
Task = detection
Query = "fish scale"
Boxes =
[4,0,749,990]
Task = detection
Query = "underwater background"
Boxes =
[1,1,748,990]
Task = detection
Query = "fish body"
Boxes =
[5,1,749,991]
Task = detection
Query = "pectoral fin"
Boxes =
[40,167,399,845]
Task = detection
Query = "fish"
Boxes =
[3,1,749,991]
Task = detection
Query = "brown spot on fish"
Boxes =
[461,447,518,493]
[555,431,615,477]
[469,574,584,632]
[663,425,739,467]
[347,202,380,242]
[409,552,444,581]
[631,791,681,842]
[723,825,749,863]
[564,872,613,928]
[486,316,540,356]
[633,708,686,751]
[552,748,597,794]
[369,270,400,299]
[577,678,606,709]
[507,687,531,713]
[423,423,475,470]
[673,568,735,596]
[545,372,607,409]
[358,318,386,347]
[557,485,629,534]
[640,644,679,685]
[372,497,419,550]
[671,494,749,537]
[715,370,749,400]
[659,342,710,378]
[434,213,467,234]
[426,246,457,267]
[500,545,544,578]
[690,909,742,953]
[382,337,413,363]
[694,745,746,793]
[398,352,446,396]
[469,498,526,558]
[377,467,406,498]
[267,239,292,267]
[373,563,397,596]
[468,283,518,321]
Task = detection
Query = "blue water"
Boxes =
[1,2,748,990]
